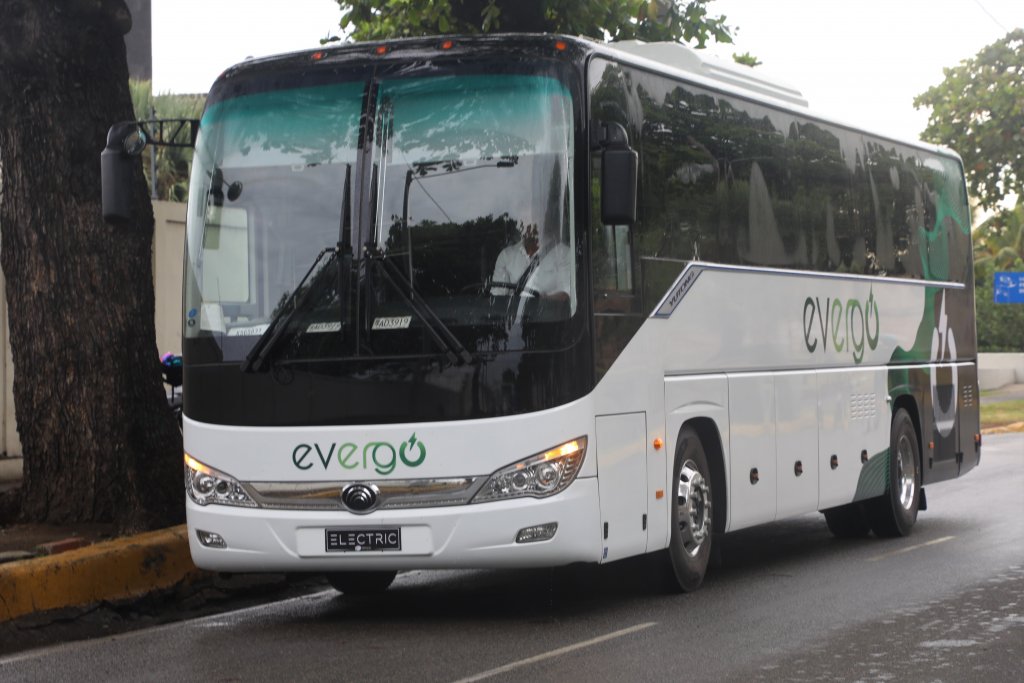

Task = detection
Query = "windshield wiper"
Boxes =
[241,245,340,373]
[364,245,473,366]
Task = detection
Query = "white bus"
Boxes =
[110,35,981,594]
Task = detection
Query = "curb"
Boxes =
[981,422,1024,435]
[0,525,201,623]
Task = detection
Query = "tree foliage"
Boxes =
[129,80,205,202]
[335,0,733,47]
[914,29,1024,212]
[975,278,1024,352]
[974,203,1024,279]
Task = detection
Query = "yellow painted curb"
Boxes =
[0,524,204,623]
[981,421,1024,435]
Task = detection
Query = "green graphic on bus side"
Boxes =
[852,448,890,502]
[291,434,426,475]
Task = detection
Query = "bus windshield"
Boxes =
[184,70,578,366]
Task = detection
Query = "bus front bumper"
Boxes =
[186,477,602,572]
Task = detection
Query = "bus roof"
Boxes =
[212,33,960,165]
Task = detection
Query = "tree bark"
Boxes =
[0,0,183,532]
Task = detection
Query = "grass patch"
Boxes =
[980,399,1024,430]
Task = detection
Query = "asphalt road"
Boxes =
[3,434,1021,682]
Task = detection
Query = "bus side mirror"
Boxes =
[597,122,638,226]
[101,122,147,224]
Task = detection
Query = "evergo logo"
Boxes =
[802,289,880,364]
[292,434,427,475]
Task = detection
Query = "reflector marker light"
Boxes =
[441,40,454,50]
[375,45,388,55]
[555,40,567,51]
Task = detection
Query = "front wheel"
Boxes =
[661,426,714,592]
[325,570,397,595]
[866,408,921,537]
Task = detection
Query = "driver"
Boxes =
[490,216,571,301]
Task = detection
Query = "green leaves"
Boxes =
[914,29,1024,213]
[129,80,205,202]
[333,0,734,47]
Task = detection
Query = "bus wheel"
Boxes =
[823,503,871,538]
[325,570,397,595]
[867,409,920,537]
[662,426,713,593]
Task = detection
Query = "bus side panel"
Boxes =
[957,362,981,476]
[818,367,889,509]
[595,412,648,563]
[727,373,777,531]
[917,361,980,485]
[775,371,819,518]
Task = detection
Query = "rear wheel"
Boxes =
[823,502,871,538]
[325,570,397,595]
[867,409,920,537]
[662,426,713,593]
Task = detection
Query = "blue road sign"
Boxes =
[994,272,1024,304]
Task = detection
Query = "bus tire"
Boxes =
[867,409,920,537]
[325,570,397,595]
[823,503,871,538]
[662,426,713,593]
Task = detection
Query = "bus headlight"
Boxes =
[184,454,257,508]
[472,437,587,503]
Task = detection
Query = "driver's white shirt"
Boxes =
[491,242,572,297]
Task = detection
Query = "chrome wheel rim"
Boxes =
[677,459,711,556]
[895,433,916,510]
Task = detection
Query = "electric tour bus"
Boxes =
[102,34,980,594]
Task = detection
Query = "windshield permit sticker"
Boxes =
[227,324,270,337]
[306,322,342,333]
[372,316,412,331]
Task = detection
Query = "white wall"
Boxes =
[978,352,1024,391]
[153,200,186,356]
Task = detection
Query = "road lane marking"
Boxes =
[450,622,657,683]
[866,535,956,562]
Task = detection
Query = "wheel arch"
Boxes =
[892,394,923,461]
[681,417,727,535]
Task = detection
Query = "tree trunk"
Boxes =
[0,0,183,532]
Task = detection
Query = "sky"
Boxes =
[153,0,1023,143]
